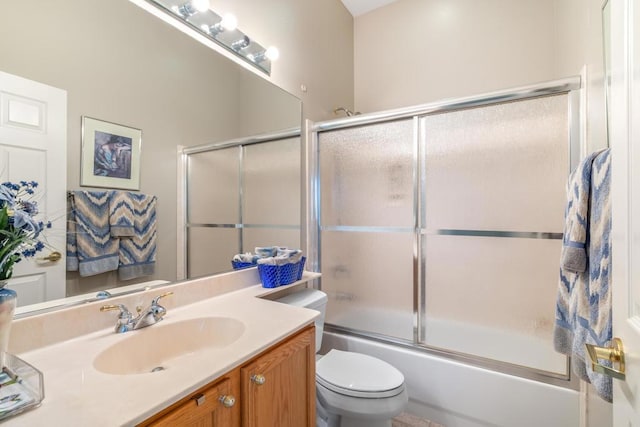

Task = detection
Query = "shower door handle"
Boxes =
[585,337,626,380]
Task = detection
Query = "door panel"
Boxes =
[610,0,640,424]
[0,71,67,306]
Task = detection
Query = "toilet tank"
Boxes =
[276,288,327,352]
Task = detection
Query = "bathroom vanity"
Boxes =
[5,269,320,426]
[141,325,315,426]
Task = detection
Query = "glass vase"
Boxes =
[0,281,16,369]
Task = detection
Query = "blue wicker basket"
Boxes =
[231,260,257,270]
[258,257,306,288]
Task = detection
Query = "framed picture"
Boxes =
[81,116,142,190]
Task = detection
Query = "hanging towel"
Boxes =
[554,148,612,402]
[66,196,78,271]
[559,150,605,273]
[66,191,119,277]
[109,191,136,237]
[117,193,157,280]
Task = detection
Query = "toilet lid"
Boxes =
[316,350,404,397]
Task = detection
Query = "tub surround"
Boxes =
[6,269,321,426]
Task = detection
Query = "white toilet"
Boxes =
[276,289,408,427]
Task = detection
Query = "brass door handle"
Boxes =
[585,337,626,380]
[38,251,62,262]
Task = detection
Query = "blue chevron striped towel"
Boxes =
[67,191,119,277]
[109,191,135,237]
[117,192,157,280]
[554,148,612,402]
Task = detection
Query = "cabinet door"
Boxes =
[241,326,315,427]
[142,370,240,427]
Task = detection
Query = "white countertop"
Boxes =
[8,279,319,426]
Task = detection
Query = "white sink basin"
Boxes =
[93,317,245,375]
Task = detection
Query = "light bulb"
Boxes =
[221,13,238,31]
[265,46,280,61]
[192,0,210,12]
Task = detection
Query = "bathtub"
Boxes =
[321,323,580,427]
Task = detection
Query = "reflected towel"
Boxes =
[554,148,612,402]
[117,193,157,280]
[66,191,119,276]
[109,191,136,237]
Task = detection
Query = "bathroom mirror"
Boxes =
[0,0,301,315]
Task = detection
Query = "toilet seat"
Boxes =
[316,349,405,399]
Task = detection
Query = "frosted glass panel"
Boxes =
[423,95,568,232]
[319,120,414,227]
[188,148,240,224]
[243,228,300,253]
[188,227,239,277]
[423,234,566,374]
[321,231,414,341]
[243,138,300,225]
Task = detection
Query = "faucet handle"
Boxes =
[100,304,134,333]
[100,304,132,317]
[151,291,173,306]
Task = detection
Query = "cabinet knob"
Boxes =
[219,395,236,408]
[251,374,266,385]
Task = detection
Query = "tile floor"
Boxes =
[392,412,445,427]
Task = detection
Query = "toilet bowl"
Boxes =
[276,289,408,427]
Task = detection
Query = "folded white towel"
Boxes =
[233,252,258,263]
[255,246,278,257]
[256,248,303,265]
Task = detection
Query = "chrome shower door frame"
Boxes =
[308,77,582,389]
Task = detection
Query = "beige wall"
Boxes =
[212,0,355,122]
[353,0,558,113]
[555,0,608,154]
[353,0,608,155]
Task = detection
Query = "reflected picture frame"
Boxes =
[81,116,142,190]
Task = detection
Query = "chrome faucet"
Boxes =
[100,292,173,334]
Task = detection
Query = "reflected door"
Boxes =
[0,71,67,305]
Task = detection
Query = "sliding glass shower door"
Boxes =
[319,120,416,341]
[317,91,575,379]
[420,95,569,375]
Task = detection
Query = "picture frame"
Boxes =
[81,116,142,190]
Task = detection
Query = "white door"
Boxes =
[0,71,67,307]
[610,0,640,424]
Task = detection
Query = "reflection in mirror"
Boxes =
[0,0,301,315]
[184,132,301,278]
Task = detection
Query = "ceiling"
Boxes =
[340,0,399,17]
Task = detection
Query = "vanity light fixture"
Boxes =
[172,0,210,18]
[231,36,251,51]
[201,13,238,37]
[248,46,280,64]
[146,0,278,75]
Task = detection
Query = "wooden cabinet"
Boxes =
[241,325,315,427]
[140,369,240,427]
[139,325,315,427]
